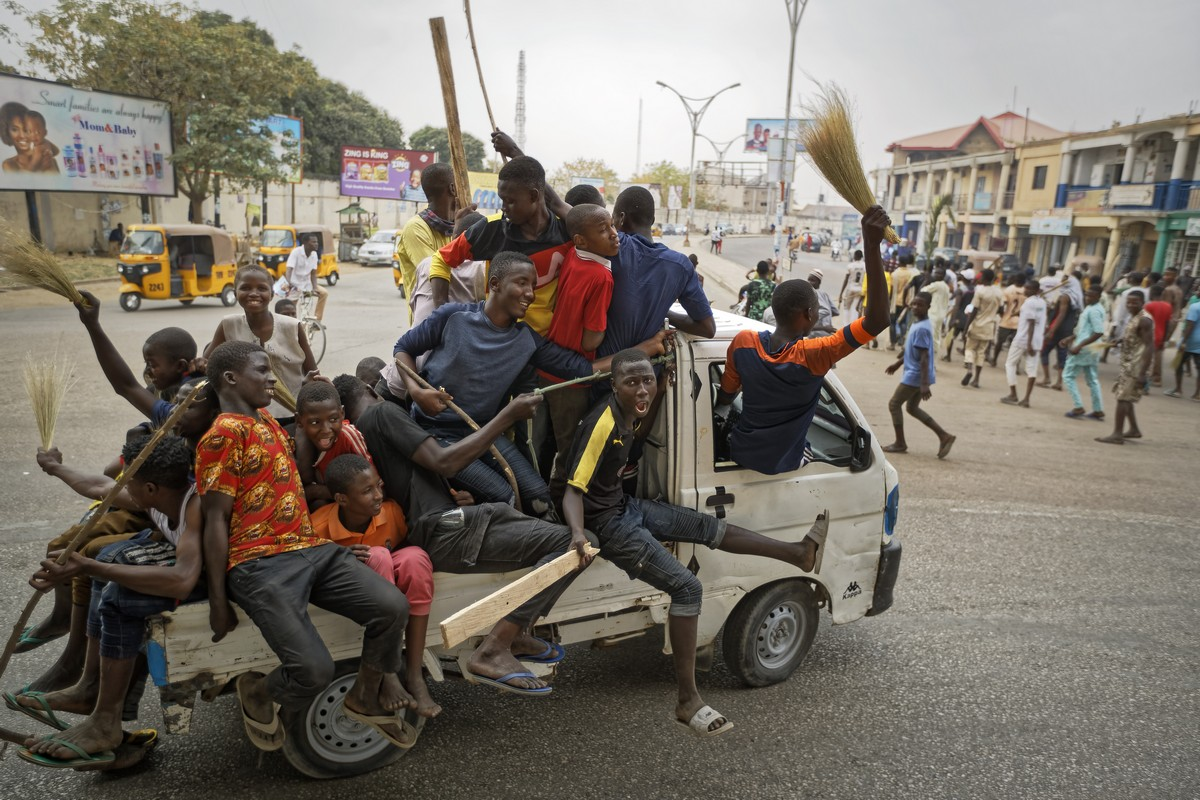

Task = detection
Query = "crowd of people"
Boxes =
[7,132,909,773]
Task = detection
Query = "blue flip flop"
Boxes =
[518,638,565,665]
[463,669,552,697]
[4,690,69,731]
[15,626,64,652]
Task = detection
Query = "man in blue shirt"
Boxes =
[883,291,956,459]
[1165,290,1200,400]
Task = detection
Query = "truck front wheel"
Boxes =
[722,579,819,687]
[280,660,422,779]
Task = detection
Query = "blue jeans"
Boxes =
[593,499,726,618]
[427,423,556,520]
[86,534,207,660]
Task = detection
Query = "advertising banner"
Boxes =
[744,118,810,154]
[469,170,500,211]
[1030,208,1073,236]
[569,175,606,197]
[667,185,683,210]
[261,114,303,183]
[0,72,175,196]
[339,146,436,201]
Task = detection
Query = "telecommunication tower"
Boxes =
[515,51,527,152]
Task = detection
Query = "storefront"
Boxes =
[1153,212,1200,279]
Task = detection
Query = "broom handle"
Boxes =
[393,359,521,510]
[464,0,507,165]
[0,380,210,686]
[533,353,677,396]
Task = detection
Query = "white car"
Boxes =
[357,229,399,267]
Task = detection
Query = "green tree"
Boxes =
[549,158,620,203]
[631,160,714,209]
[16,0,302,221]
[291,65,406,178]
[924,193,955,258]
[409,126,486,172]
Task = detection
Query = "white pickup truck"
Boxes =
[145,309,902,778]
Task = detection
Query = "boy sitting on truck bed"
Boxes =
[199,341,415,752]
[560,349,827,738]
[716,207,893,475]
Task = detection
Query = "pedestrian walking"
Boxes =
[882,291,955,459]
[962,268,1003,388]
[1062,284,1107,420]
[1001,280,1046,408]
[1096,290,1154,445]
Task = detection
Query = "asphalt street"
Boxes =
[0,238,1197,799]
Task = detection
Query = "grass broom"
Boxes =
[0,221,89,306]
[22,350,78,450]
[265,354,298,414]
[799,83,901,245]
[0,380,210,688]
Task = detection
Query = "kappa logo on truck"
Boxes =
[842,582,862,600]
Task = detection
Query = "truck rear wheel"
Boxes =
[280,660,422,779]
[722,579,818,687]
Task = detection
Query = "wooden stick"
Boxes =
[430,17,474,212]
[463,0,506,165]
[534,353,676,396]
[0,380,210,686]
[440,544,599,648]
[393,358,521,510]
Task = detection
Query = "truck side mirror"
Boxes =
[850,426,872,472]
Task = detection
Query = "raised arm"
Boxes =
[860,207,893,337]
[36,447,139,510]
[75,291,160,419]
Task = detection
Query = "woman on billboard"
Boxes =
[1,102,61,173]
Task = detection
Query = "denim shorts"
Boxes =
[594,499,726,617]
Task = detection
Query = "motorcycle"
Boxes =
[830,242,842,261]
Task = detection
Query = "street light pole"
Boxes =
[774,0,810,258]
[656,80,741,247]
[697,134,741,228]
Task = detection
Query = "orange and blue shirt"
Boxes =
[721,319,873,474]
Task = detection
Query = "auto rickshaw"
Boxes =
[117,224,238,312]
[256,224,340,286]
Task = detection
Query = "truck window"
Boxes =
[709,363,855,469]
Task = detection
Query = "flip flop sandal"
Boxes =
[14,626,65,653]
[1086,412,1105,421]
[341,706,419,750]
[675,705,735,738]
[236,675,284,752]
[517,638,565,664]
[1064,411,1086,419]
[16,736,115,770]
[802,511,829,575]
[4,690,69,731]
[461,668,553,697]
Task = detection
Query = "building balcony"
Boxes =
[1058,182,1174,213]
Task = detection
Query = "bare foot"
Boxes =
[970,380,980,389]
[1000,396,1019,405]
[405,669,442,719]
[466,647,547,692]
[1122,431,1142,439]
[378,672,416,713]
[882,443,907,453]
[1017,400,1030,408]
[1095,435,1125,445]
[17,680,97,716]
[24,712,123,760]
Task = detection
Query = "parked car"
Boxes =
[145,308,902,778]
[357,229,399,268]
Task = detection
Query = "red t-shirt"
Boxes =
[546,247,613,360]
[1144,300,1173,347]
[312,422,372,480]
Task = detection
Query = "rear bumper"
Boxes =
[866,538,901,616]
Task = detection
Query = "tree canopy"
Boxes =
[409,126,487,172]
[549,158,621,204]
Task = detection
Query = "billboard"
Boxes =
[569,175,606,197]
[0,72,175,196]
[339,146,436,201]
[469,170,500,211]
[260,114,303,183]
[1030,208,1072,236]
[744,118,810,154]
[667,185,683,210]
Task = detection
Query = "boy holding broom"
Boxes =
[715,207,894,475]
[200,340,415,751]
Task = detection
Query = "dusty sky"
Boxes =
[3,0,1198,205]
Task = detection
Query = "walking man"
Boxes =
[1164,289,1200,400]
[1001,280,1047,408]
[882,291,955,458]
[1062,284,1107,420]
[1097,290,1155,445]
[962,267,1003,388]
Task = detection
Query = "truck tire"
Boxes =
[280,660,422,779]
[722,579,819,687]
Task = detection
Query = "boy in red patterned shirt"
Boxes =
[198,341,416,752]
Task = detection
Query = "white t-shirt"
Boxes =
[846,263,865,290]
[286,245,318,286]
[1014,294,1048,350]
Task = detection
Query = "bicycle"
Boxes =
[296,291,327,365]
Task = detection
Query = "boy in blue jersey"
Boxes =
[882,291,956,458]
[716,207,893,474]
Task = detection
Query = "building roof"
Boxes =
[886,112,1064,153]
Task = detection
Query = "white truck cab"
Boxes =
[146,309,901,778]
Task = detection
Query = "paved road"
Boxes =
[1,247,1198,799]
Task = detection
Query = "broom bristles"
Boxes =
[800,83,901,245]
[22,351,77,450]
[0,222,88,306]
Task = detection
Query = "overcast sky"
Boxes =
[3,0,1198,206]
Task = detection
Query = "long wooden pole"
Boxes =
[464,0,497,133]
[393,359,521,510]
[430,17,474,210]
[0,380,210,686]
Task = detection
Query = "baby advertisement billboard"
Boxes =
[339,146,436,202]
[0,73,176,196]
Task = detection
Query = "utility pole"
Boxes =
[656,80,741,247]
[515,51,527,153]
[635,97,643,177]
[698,134,741,224]
[774,0,810,258]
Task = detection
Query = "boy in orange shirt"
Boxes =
[309,454,439,718]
